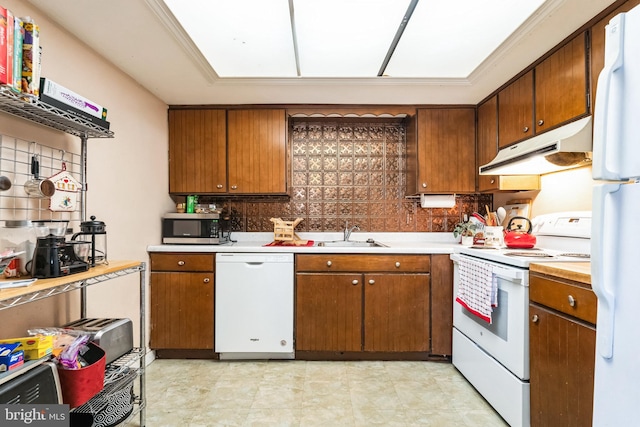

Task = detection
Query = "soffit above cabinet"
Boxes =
[27,0,616,105]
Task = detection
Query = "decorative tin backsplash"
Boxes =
[200,121,491,233]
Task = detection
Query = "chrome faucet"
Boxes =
[344,221,360,241]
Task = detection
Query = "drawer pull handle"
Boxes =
[368,279,375,285]
[203,277,210,283]
[177,260,185,266]
[352,279,359,285]
[395,262,401,268]
[532,314,539,323]
[217,184,223,189]
[568,295,576,307]
[326,261,332,267]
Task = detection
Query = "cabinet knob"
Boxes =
[352,279,359,285]
[490,179,495,184]
[368,279,375,285]
[326,260,332,267]
[523,126,529,133]
[421,183,427,188]
[203,277,210,283]
[280,340,287,346]
[177,260,185,266]
[395,262,401,268]
[568,295,576,307]
[217,184,223,189]
[231,185,238,190]
[538,119,544,126]
[531,314,539,323]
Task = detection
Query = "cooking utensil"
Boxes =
[504,216,537,249]
[24,155,55,198]
[497,207,506,226]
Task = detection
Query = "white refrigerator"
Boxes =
[591,4,640,426]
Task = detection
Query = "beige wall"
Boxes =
[0,0,173,345]
[494,166,593,218]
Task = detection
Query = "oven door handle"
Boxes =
[491,266,525,283]
[450,253,525,283]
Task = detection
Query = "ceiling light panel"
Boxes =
[293,0,412,77]
[384,0,546,77]
[164,0,297,77]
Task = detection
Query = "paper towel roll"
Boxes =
[420,194,456,208]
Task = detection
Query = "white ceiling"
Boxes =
[27,0,616,106]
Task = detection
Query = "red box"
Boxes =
[0,7,7,85]
[56,343,106,409]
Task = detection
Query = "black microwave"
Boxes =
[162,213,230,244]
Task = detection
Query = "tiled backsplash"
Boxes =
[200,120,491,233]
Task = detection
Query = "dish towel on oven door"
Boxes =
[455,257,498,323]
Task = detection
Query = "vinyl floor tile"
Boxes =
[126,359,509,427]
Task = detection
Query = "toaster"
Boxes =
[62,318,133,365]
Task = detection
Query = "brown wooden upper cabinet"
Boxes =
[168,109,227,194]
[227,109,288,194]
[498,32,589,148]
[477,96,540,192]
[591,0,640,113]
[406,108,476,194]
[168,108,288,195]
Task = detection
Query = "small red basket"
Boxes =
[57,342,106,408]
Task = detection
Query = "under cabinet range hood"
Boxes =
[479,116,593,175]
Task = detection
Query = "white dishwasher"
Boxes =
[215,252,294,359]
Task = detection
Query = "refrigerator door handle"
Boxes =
[592,183,620,359]
[593,13,625,181]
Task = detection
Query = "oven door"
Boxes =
[451,253,530,380]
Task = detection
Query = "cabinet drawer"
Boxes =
[530,274,596,324]
[296,254,429,273]
[150,253,214,272]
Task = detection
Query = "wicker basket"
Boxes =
[270,218,303,242]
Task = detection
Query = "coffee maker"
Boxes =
[30,220,90,278]
[71,216,107,267]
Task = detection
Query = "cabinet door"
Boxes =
[590,0,640,113]
[477,96,499,192]
[535,32,589,132]
[498,70,534,148]
[150,272,214,350]
[430,254,452,356]
[227,109,287,194]
[529,303,595,427]
[168,109,227,194]
[295,273,362,352]
[415,108,475,193]
[363,273,429,352]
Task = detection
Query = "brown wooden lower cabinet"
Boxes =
[295,273,362,352]
[295,254,432,355]
[529,272,596,426]
[150,253,215,350]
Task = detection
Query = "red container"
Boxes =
[57,342,106,408]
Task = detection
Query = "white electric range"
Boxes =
[450,211,591,427]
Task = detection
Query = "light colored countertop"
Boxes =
[530,262,591,285]
[148,232,460,255]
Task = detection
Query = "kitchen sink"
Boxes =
[316,239,387,248]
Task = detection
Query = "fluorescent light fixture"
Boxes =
[164,0,297,77]
[163,0,548,78]
[384,0,546,77]
[294,0,411,77]
[479,116,593,175]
